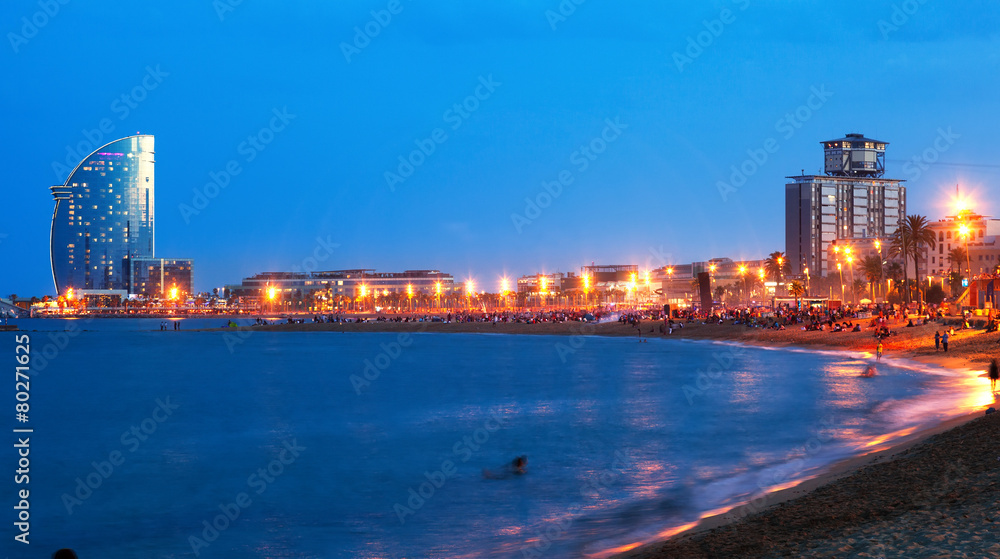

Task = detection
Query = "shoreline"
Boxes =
[14,315,999,555]
[195,316,998,365]
[600,323,999,557]
[611,407,1000,558]
[603,406,987,558]
[203,317,1000,556]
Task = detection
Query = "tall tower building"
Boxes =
[50,135,156,294]
[785,133,905,278]
[50,135,193,298]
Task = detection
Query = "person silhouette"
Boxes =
[483,455,528,479]
[53,550,78,559]
[989,358,999,394]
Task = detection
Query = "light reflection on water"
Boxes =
[13,328,989,558]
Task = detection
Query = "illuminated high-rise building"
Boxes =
[49,134,192,296]
[785,133,905,278]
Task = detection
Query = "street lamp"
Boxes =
[359,284,367,313]
[874,239,885,302]
[739,265,748,306]
[465,279,475,311]
[846,255,855,305]
[837,262,844,303]
[757,268,765,303]
[959,223,973,280]
[406,284,413,312]
[500,277,510,310]
[434,281,441,310]
[582,274,590,308]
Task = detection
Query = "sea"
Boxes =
[1,318,986,558]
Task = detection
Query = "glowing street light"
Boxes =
[465,279,475,311]
[846,255,855,304]
[170,286,179,301]
[958,223,973,278]
[837,262,844,302]
[406,283,413,312]
[739,265,748,304]
[499,276,510,310]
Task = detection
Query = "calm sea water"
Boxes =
[3,319,981,558]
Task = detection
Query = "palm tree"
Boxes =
[947,247,967,275]
[883,261,903,300]
[714,285,726,303]
[905,215,937,303]
[764,251,791,283]
[788,280,805,308]
[889,227,911,302]
[860,254,883,300]
[852,279,868,301]
[891,215,937,304]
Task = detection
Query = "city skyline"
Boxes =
[3,1,1000,296]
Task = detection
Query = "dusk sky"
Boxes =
[3,1,999,296]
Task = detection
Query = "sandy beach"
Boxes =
[225,316,997,367]
[227,316,1000,557]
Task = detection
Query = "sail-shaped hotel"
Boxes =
[49,135,192,298]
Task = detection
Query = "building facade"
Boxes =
[50,135,156,293]
[922,210,1000,280]
[226,269,457,304]
[49,134,193,297]
[785,134,905,278]
[126,257,195,298]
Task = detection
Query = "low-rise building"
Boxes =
[226,269,457,311]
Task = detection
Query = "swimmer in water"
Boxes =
[862,364,877,377]
[483,455,527,479]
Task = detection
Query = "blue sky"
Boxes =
[2,0,999,295]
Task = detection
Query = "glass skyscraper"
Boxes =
[50,135,156,294]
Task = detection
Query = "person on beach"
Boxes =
[934,331,941,351]
[942,331,950,352]
[990,358,999,393]
[876,340,883,361]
